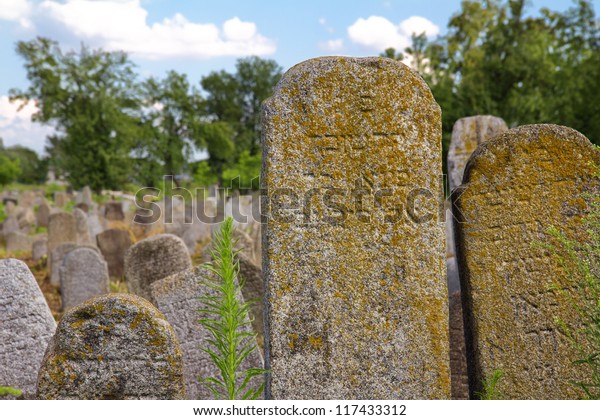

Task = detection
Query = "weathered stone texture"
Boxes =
[124,233,191,302]
[237,254,264,350]
[36,293,185,399]
[447,116,508,193]
[5,231,33,252]
[262,57,449,399]
[32,237,48,262]
[453,124,600,399]
[151,266,263,399]
[104,201,124,221]
[36,201,51,228]
[60,248,109,310]
[449,291,468,400]
[47,212,77,257]
[96,229,132,279]
[0,259,56,399]
[73,207,93,245]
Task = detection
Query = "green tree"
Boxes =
[0,154,21,186]
[136,71,205,187]
[201,56,283,157]
[0,144,46,184]
[10,37,142,193]
[198,122,235,188]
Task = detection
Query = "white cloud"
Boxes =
[2,0,276,59]
[347,15,439,52]
[318,39,344,52]
[0,96,55,155]
[0,0,30,21]
[318,17,334,34]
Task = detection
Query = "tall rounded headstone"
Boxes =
[261,57,449,399]
[453,124,600,399]
[124,234,192,302]
[0,259,56,399]
[59,248,109,310]
[47,212,77,260]
[36,293,185,399]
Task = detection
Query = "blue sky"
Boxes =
[0,0,593,155]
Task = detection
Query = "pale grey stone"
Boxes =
[36,293,185,400]
[96,229,132,279]
[262,57,449,399]
[151,266,263,399]
[60,248,109,310]
[0,259,56,399]
[5,231,33,253]
[124,234,191,302]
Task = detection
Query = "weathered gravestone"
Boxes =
[60,248,109,311]
[447,116,508,193]
[104,201,124,221]
[0,259,56,399]
[36,201,51,228]
[237,254,264,349]
[5,231,33,252]
[32,237,48,262]
[53,191,67,208]
[151,266,263,399]
[453,124,600,399]
[262,57,449,399]
[73,208,93,246]
[124,234,191,302]
[2,215,19,237]
[49,242,99,286]
[36,293,185,399]
[96,229,132,278]
[47,212,76,260]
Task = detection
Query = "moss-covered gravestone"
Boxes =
[37,293,185,399]
[453,124,600,399]
[262,57,449,399]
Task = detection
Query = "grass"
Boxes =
[476,369,504,400]
[197,217,266,400]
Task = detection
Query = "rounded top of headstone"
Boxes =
[263,56,439,141]
[462,124,599,186]
[0,258,37,284]
[36,293,185,400]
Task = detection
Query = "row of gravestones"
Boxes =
[2,56,599,400]
[0,231,264,399]
[261,57,600,400]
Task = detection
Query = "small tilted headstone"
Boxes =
[151,266,263,399]
[36,293,185,400]
[124,234,191,302]
[47,212,77,259]
[35,201,51,228]
[0,259,56,399]
[262,57,449,399]
[104,201,124,221]
[453,124,600,399]
[59,247,109,311]
[5,231,33,253]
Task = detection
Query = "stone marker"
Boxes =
[73,207,93,245]
[36,201,51,228]
[453,124,600,399]
[2,215,19,236]
[19,191,35,208]
[54,191,67,208]
[96,229,132,278]
[60,248,109,310]
[447,116,507,193]
[47,212,76,257]
[124,233,192,302]
[81,186,93,209]
[261,57,449,399]
[449,291,468,400]
[5,231,34,253]
[0,259,56,399]
[32,237,48,262]
[36,293,185,399]
[105,201,124,221]
[50,242,100,286]
[151,266,263,399]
